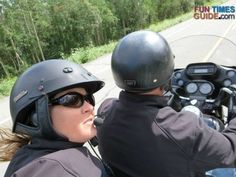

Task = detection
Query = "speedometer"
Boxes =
[199,83,212,95]
[186,83,198,94]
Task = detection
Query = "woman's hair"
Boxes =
[0,128,31,161]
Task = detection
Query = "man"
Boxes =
[97,30,236,177]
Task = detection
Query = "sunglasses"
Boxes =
[50,92,95,108]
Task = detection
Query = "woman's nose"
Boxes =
[81,100,94,113]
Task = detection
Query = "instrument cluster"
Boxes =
[171,62,236,98]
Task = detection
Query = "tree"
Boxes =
[106,0,148,36]
[89,0,118,45]
[0,0,198,80]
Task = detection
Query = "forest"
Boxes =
[0,0,211,80]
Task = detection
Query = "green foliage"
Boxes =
[0,0,226,97]
[68,42,117,64]
[0,0,218,77]
[155,0,194,20]
[48,0,102,54]
[147,13,193,32]
[195,0,205,6]
[106,0,149,36]
[0,77,17,97]
[88,0,118,44]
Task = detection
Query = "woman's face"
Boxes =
[50,87,96,143]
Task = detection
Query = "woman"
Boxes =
[0,59,107,177]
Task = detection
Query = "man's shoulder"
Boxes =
[158,106,198,120]
[156,106,199,129]
[98,98,118,114]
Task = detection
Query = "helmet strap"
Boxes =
[35,95,67,140]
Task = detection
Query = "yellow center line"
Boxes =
[202,20,236,62]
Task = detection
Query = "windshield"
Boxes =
[170,35,236,68]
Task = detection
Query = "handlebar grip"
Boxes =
[216,86,236,122]
[215,87,232,107]
[227,92,236,121]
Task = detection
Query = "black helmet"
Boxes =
[10,59,104,139]
[111,30,174,92]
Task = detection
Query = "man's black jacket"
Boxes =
[97,91,236,177]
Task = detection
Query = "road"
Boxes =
[0,0,236,176]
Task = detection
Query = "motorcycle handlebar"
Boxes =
[170,85,236,123]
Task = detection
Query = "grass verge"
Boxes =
[67,42,117,64]
[0,77,16,98]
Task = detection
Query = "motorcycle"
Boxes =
[168,34,236,177]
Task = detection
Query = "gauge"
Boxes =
[186,83,198,94]
[199,83,212,95]
[227,70,235,77]
[175,72,182,78]
[223,79,232,86]
[177,80,184,86]
[186,63,217,76]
